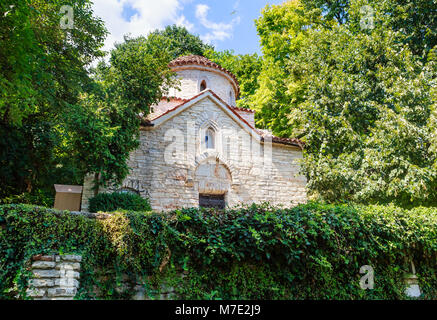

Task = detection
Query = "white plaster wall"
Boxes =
[167,68,237,106]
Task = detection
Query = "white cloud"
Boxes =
[92,0,193,55]
[195,4,240,43]
[175,15,195,32]
[91,0,240,62]
[233,0,240,10]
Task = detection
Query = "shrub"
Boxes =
[88,192,151,212]
[0,190,54,208]
[0,202,436,299]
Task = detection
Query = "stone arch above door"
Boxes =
[194,155,237,195]
[194,151,239,185]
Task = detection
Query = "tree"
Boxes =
[146,25,214,61]
[0,0,106,126]
[72,27,214,193]
[0,0,106,199]
[67,36,177,194]
[252,0,323,136]
[301,0,437,59]
[253,0,436,206]
[1,3,197,200]
[204,49,262,109]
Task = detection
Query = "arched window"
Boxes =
[200,80,207,92]
[205,127,215,149]
[229,90,234,105]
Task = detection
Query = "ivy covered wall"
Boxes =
[0,203,436,299]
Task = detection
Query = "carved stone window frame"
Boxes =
[199,120,221,154]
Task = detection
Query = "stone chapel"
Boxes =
[81,55,307,212]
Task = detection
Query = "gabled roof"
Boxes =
[230,106,255,113]
[140,89,304,149]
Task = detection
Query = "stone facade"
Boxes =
[81,56,307,212]
[26,254,81,300]
[25,252,178,300]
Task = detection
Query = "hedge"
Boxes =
[88,192,152,212]
[0,202,436,299]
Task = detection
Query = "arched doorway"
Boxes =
[195,158,232,209]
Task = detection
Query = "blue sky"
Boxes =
[92,0,286,56]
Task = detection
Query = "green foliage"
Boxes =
[1,16,186,199]
[106,36,176,113]
[253,0,437,207]
[61,25,211,192]
[0,190,54,208]
[1,203,436,300]
[301,0,437,59]
[64,34,179,192]
[0,0,106,199]
[204,49,262,109]
[146,25,214,61]
[0,0,107,126]
[88,192,152,213]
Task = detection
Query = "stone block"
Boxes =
[405,284,421,298]
[60,255,82,262]
[32,261,56,269]
[26,288,46,298]
[405,274,421,298]
[47,287,77,297]
[29,279,55,288]
[59,270,80,279]
[55,278,79,288]
[32,255,54,262]
[33,269,60,278]
[56,262,81,271]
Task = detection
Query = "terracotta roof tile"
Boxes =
[256,129,305,148]
[144,90,208,122]
[160,96,189,103]
[230,106,255,113]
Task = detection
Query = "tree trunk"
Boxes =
[93,172,100,197]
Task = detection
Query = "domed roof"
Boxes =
[168,55,240,96]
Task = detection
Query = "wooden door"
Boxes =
[199,194,225,209]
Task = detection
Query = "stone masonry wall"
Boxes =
[25,251,422,299]
[26,253,179,300]
[104,96,305,211]
[23,214,421,300]
[234,109,255,127]
[82,95,307,212]
[26,254,81,300]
